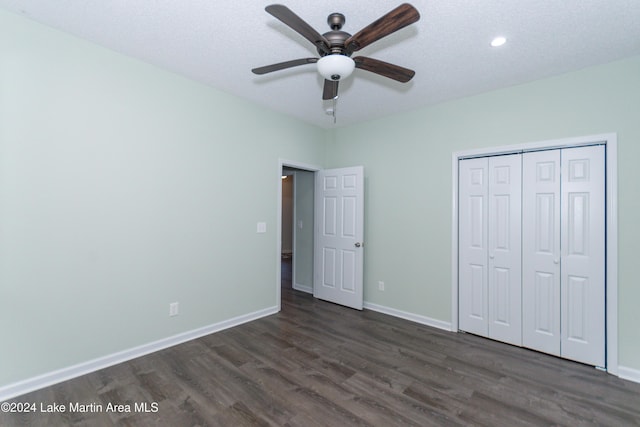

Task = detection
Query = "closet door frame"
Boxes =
[451,133,618,375]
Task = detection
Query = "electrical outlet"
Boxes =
[378,281,385,291]
[169,302,179,317]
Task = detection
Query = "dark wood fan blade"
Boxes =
[353,56,415,82]
[265,4,330,54]
[252,58,318,75]
[345,3,420,53]
[322,80,339,100]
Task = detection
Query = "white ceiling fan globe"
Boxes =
[317,55,355,81]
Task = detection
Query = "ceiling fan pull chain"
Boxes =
[333,97,337,124]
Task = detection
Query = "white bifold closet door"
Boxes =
[460,145,605,367]
[522,150,561,355]
[522,146,605,367]
[459,154,522,346]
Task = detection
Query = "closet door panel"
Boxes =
[522,150,561,356]
[487,155,522,345]
[459,158,489,336]
[561,146,605,367]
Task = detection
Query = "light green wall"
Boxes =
[326,55,640,371]
[0,10,325,386]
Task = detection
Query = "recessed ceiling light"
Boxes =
[491,36,507,47]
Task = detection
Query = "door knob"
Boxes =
[355,242,362,248]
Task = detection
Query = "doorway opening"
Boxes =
[277,161,320,311]
[281,172,294,292]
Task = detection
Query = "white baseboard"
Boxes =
[0,306,278,403]
[293,283,313,294]
[618,365,640,384]
[363,302,453,332]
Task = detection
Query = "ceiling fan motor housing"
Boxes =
[319,13,352,56]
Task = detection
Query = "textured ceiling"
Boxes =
[2,0,640,128]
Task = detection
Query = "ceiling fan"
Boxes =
[252,3,420,101]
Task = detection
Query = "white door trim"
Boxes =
[450,133,618,375]
[277,159,322,312]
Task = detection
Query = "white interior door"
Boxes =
[458,158,489,336]
[487,154,522,345]
[523,150,562,355]
[314,166,364,310]
[560,146,605,366]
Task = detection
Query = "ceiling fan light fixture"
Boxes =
[317,55,355,81]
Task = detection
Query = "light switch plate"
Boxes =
[257,222,267,233]
[169,302,179,317]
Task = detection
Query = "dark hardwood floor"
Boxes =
[2,260,639,426]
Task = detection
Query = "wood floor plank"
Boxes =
[2,271,640,426]
[345,372,468,427]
